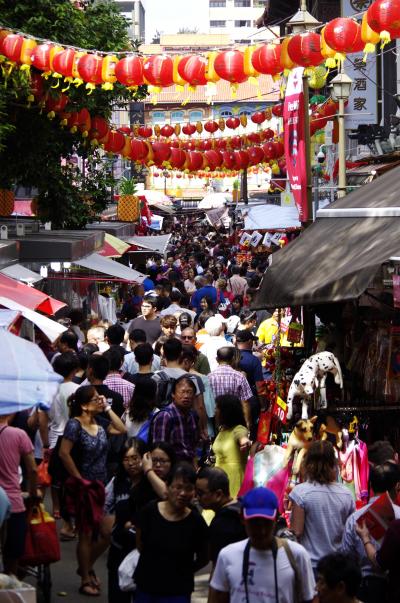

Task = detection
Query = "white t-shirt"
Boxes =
[211,538,315,603]
[48,381,79,448]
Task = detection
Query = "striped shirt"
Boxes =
[150,403,199,462]
[104,373,135,408]
[208,365,253,402]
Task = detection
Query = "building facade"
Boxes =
[114,0,146,41]
[209,0,266,43]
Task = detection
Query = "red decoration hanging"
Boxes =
[31,43,52,72]
[230,136,242,149]
[187,151,204,171]
[214,50,248,84]
[204,120,219,134]
[170,148,187,168]
[152,141,172,164]
[130,139,149,161]
[104,130,125,153]
[178,55,208,86]
[160,124,174,137]
[143,55,174,87]
[222,151,236,169]
[251,44,282,75]
[199,140,212,151]
[2,34,24,62]
[262,142,278,160]
[287,32,323,67]
[52,48,75,77]
[248,146,265,165]
[225,117,240,130]
[251,111,266,125]
[234,150,250,170]
[247,132,261,144]
[323,18,363,54]
[138,126,153,138]
[46,94,69,113]
[271,104,283,118]
[115,56,144,86]
[89,116,109,141]
[367,0,400,43]
[77,54,104,85]
[182,123,197,136]
[205,150,223,170]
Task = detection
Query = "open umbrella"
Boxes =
[0,330,62,414]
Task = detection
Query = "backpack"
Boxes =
[153,371,177,408]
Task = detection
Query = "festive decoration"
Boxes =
[367,0,400,45]
[143,54,174,88]
[323,18,364,56]
[287,32,323,68]
[251,43,282,76]
[178,55,208,87]
[214,50,247,84]
[361,11,380,59]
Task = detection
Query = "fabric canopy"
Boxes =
[198,192,232,209]
[126,234,171,255]
[0,296,67,343]
[0,330,62,413]
[0,273,66,315]
[253,165,400,309]
[1,263,42,284]
[243,204,301,231]
[73,252,145,282]
[98,233,131,258]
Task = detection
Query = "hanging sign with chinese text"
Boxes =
[343,0,377,129]
[283,67,308,222]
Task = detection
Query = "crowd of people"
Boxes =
[0,227,398,603]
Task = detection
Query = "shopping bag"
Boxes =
[237,456,254,498]
[118,549,140,592]
[37,460,51,487]
[20,504,60,566]
[257,410,272,445]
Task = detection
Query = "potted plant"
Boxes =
[117,178,140,222]
[232,179,240,203]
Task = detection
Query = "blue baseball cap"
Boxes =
[240,487,279,521]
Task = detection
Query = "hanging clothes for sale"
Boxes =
[339,437,369,504]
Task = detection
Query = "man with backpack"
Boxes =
[209,487,315,603]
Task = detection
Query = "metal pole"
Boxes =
[241,168,248,204]
[313,173,319,221]
[337,97,346,198]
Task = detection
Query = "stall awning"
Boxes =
[1,264,42,284]
[0,296,67,343]
[73,253,145,282]
[98,234,130,258]
[126,234,171,255]
[253,165,400,309]
[243,204,301,231]
[0,273,66,315]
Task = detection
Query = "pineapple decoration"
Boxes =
[117,178,140,222]
[0,190,15,216]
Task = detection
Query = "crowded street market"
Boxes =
[1,0,400,602]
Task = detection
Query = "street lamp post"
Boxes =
[330,69,353,199]
[162,170,169,195]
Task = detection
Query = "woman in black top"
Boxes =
[135,462,209,603]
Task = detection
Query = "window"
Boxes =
[171,110,185,124]
[235,20,251,27]
[239,107,252,116]
[234,0,251,6]
[189,110,203,122]
[210,20,226,27]
[151,111,165,124]
[220,108,233,117]
[209,0,226,6]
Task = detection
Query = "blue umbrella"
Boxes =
[0,330,62,414]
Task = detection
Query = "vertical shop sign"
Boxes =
[342,0,377,128]
[283,67,308,222]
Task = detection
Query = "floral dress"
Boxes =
[63,418,108,483]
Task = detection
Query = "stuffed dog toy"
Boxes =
[318,414,343,450]
[284,416,317,476]
[286,351,343,420]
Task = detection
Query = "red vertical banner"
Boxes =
[283,67,308,222]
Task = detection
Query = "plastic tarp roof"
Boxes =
[98,233,131,258]
[73,252,145,282]
[0,330,62,413]
[0,273,66,315]
[1,263,42,284]
[0,296,67,343]
[253,165,400,309]
[126,234,172,254]
[243,204,302,231]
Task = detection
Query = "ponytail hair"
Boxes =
[68,385,96,417]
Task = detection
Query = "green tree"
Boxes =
[0,0,148,228]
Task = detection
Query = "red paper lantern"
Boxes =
[264,128,275,139]
[115,56,144,86]
[31,43,52,72]
[187,141,197,151]
[273,140,284,157]
[30,73,44,100]
[52,48,75,77]
[176,173,182,179]
[89,116,109,141]
[104,130,126,153]
[222,151,236,170]
[77,54,104,85]
[199,140,212,151]
[160,124,174,137]
[170,148,187,168]
[230,136,242,149]
[205,150,223,170]
[226,117,240,130]
[143,55,174,87]
[130,139,149,161]
[234,150,249,170]
[2,34,24,62]
[138,126,153,138]
[251,44,282,75]
[367,0,400,42]
[214,50,247,84]
[182,123,197,136]
[46,93,69,113]
[271,104,283,118]
[262,142,278,160]
[251,111,266,125]
[248,146,265,166]
[76,108,91,135]
[215,139,227,150]
[187,151,203,172]
[178,55,208,86]
[204,121,219,134]
[247,132,261,144]
[323,18,363,54]
[287,32,323,67]
[152,141,172,164]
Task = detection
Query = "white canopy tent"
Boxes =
[126,234,172,255]
[0,264,42,284]
[198,192,233,210]
[73,253,145,283]
[243,204,301,231]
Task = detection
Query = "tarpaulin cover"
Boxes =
[0,273,66,315]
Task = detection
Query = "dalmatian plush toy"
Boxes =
[286,351,343,420]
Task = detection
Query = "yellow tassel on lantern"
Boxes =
[380,30,391,48]
[230,83,239,98]
[47,111,55,120]
[101,82,114,90]
[85,82,95,94]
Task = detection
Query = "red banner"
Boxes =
[283,67,308,222]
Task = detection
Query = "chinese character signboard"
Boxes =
[283,67,308,222]
[342,0,377,128]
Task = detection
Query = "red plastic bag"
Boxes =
[37,460,51,487]
[20,505,60,566]
[257,410,272,445]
